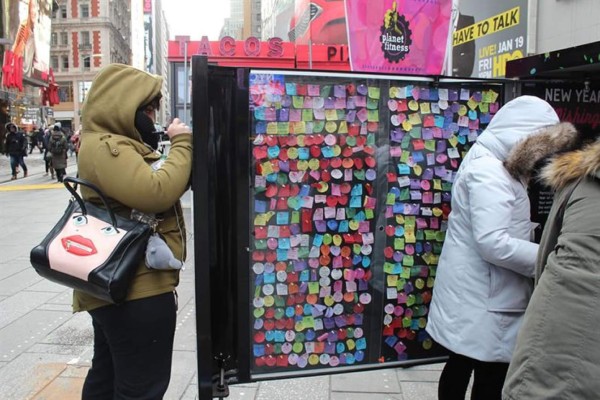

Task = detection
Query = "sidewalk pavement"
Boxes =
[0,155,452,400]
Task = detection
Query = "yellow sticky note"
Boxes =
[402,120,413,131]
[408,113,422,125]
[448,135,459,148]
[266,122,278,135]
[395,215,405,224]
[387,274,399,287]
[292,121,306,134]
[261,161,274,175]
[433,179,442,190]
[467,98,479,110]
[420,102,431,114]
[325,109,338,121]
[338,121,348,134]
[405,228,416,243]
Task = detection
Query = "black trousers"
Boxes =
[438,350,509,400]
[82,292,177,400]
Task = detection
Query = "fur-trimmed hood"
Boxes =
[504,122,581,185]
[540,137,600,191]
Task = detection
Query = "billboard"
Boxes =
[451,1,528,78]
[9,0,52,81]
[345,0,452,75]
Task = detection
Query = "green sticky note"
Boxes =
[425,140,436,151]
[400,188,410,201]
[425,230,437,240]
[320,85,331,97]
[404,216,416,228]
[394,238,405,250]
[400,151,410,163]
[401,135,411,149]
[303,316,315,328]
[293,96,304,108]
[436,231,446,242]
[367,109,379,122]
[308,282,319,294]
[368,86,381,100]
[365,209,374,219]
[416,230,424,240]
[409,127,422,139]
[291,211,300,224]
[278,122,289,135]
[442,182,453,191]
[302,109,314,121]
[386,193,396,205]
[367,133,376,146]
[401,266,411,278]
[297,247,309,258]
[403,256,414,267]
[384,262,395,274]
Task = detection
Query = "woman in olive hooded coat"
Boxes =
[76,64,192,399]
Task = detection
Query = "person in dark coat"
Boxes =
[4,122,28,180]
[48,124,68,182]
[42,128,55,179]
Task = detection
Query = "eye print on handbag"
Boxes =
[48,213,128,281]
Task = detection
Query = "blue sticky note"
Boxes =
[351,184,363,196]
[255,121,267,134]
[434,115,445,128]
[268,146,280,158]
[300,270,310,282]
[264,273,276,283]
[277,248,288,261]
[398,164,411,175]
[279,238,291,249]
[266,173,277,183]
[253,344,265,357]
[412,152,424,162]
[350,196,362,208]
[255,200,267,213]
[389,186,401,196]
[285,82,297,95]
[298,147,310,160]
[299,185,311,197]
[277,212,289,225]
[338,220,349,232]
[322,147,334,158]
[313,234,323,246]
[355,211,366,221]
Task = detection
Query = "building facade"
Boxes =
[50,0,131,131]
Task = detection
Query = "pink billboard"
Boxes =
[345,0,452,75]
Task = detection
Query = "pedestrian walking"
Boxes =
[48,124,68,182]
[503,125,600,399]
[76,63,192,399]
[42,128,55,179]
[4,122,28,180]
[425,96,573,400]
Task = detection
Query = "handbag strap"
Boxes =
[63,176,119,229]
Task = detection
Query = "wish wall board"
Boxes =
[247,71,502,375]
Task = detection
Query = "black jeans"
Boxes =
[438,350,509,400]
[82,292,177,400]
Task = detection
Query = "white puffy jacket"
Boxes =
[426,96,559,362]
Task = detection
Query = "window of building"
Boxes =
[51,32,58,46]
[60,5,67,18]
[61,56,69,70]
[58,82,73,103]
[51,56,59,70]
[80,4,89,18]
[60,32,68,46]
[83,56,91,70]
[81,31,90,45]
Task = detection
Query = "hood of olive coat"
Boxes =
[539,138,600,191]
[81,63,162,143]
[504,122,581,186]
